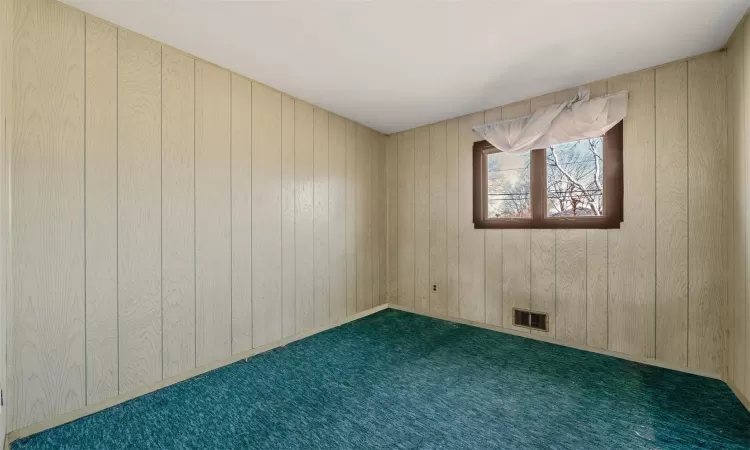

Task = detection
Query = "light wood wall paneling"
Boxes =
[329,114,348,321]
[10,0,85,429]
[654,61,688,366]
[281,94,296,336]
[194,61,231,366]
[397,129,415,307]
[531,230,556,338]
[744,19,750,397]
[382,134,389,305]
[0,0,9,435]
[370,132,379,307]
[294,100,314,331]
[382,135,389,305]
[586,230,608,349]
[727,22,750,397]
[502,229,530,333]
[607,69,656,358]
[374,134,386,305]
[117,29,163,394]
[313,107,330,325]
[251,82,282,347]
[85,16,118,404]
[161,47,196,375]
[555,230,585,344]
[231,74,253,354]
[366,129,374,310]
[458,112,486,322]
[726,36,739,385]
[385,134,399,304]
[372,134,380,306]
[446,119,460,318]
[688,53,727,373]
[483,106,503,327]
[429,122,447,314]
[582,82,610,350]
[345,120,357,316]
[583,82,609,348]
[356,125,373,312]
[414,125,431,312]
[499,102,532,332]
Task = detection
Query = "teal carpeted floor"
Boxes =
[12,309,750,449]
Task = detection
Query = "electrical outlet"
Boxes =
[432,284,438,292]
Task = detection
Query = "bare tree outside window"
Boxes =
[487,152,531,218]
[546,137,603,217]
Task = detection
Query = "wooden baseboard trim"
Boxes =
[727,381,750,412]
[6,304,389,444]
[387,303,721,380]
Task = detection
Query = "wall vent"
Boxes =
[513,308,548,332]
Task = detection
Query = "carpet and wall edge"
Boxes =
[387,304,721,380]
[389,304,750,412]
[5,304,389,445]
[4,302,747,446]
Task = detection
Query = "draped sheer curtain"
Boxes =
[472,87,628,154]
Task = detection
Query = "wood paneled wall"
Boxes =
[0,0,11,444]
[8,0,386,431]
[385,51,728,376]
[728,14,750,406]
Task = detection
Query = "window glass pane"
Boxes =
[487,152,531,219]
[546,137,604,217]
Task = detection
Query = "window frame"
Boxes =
[472,121,623,229]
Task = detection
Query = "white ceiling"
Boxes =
[62,0,748,134]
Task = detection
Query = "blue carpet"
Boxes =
[12,309,750,449]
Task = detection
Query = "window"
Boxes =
[473,121,623,229]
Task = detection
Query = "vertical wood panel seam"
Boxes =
[327,117,331,320]
[278,93,282,333]
[281,96,284,334]
[253,80,256,348]
[313,108,316,321]
[83,16,88,405]
[686,65,690,367]
[192,57,197,355]
[290,98,294,332]
[229,74,233,350]
[654,71,657,359]
[116,26,121,395]
[159,42,164,382]
[395,134,399,306]
[328,115,331,316]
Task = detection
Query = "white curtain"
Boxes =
[472,87,628,154]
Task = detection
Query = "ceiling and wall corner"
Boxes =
[59,0,749,135]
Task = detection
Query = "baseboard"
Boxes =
[726,381,750,412]
[387,303,721,380]
[7,303,389,444]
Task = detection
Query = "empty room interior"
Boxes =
[2,0,750,448]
